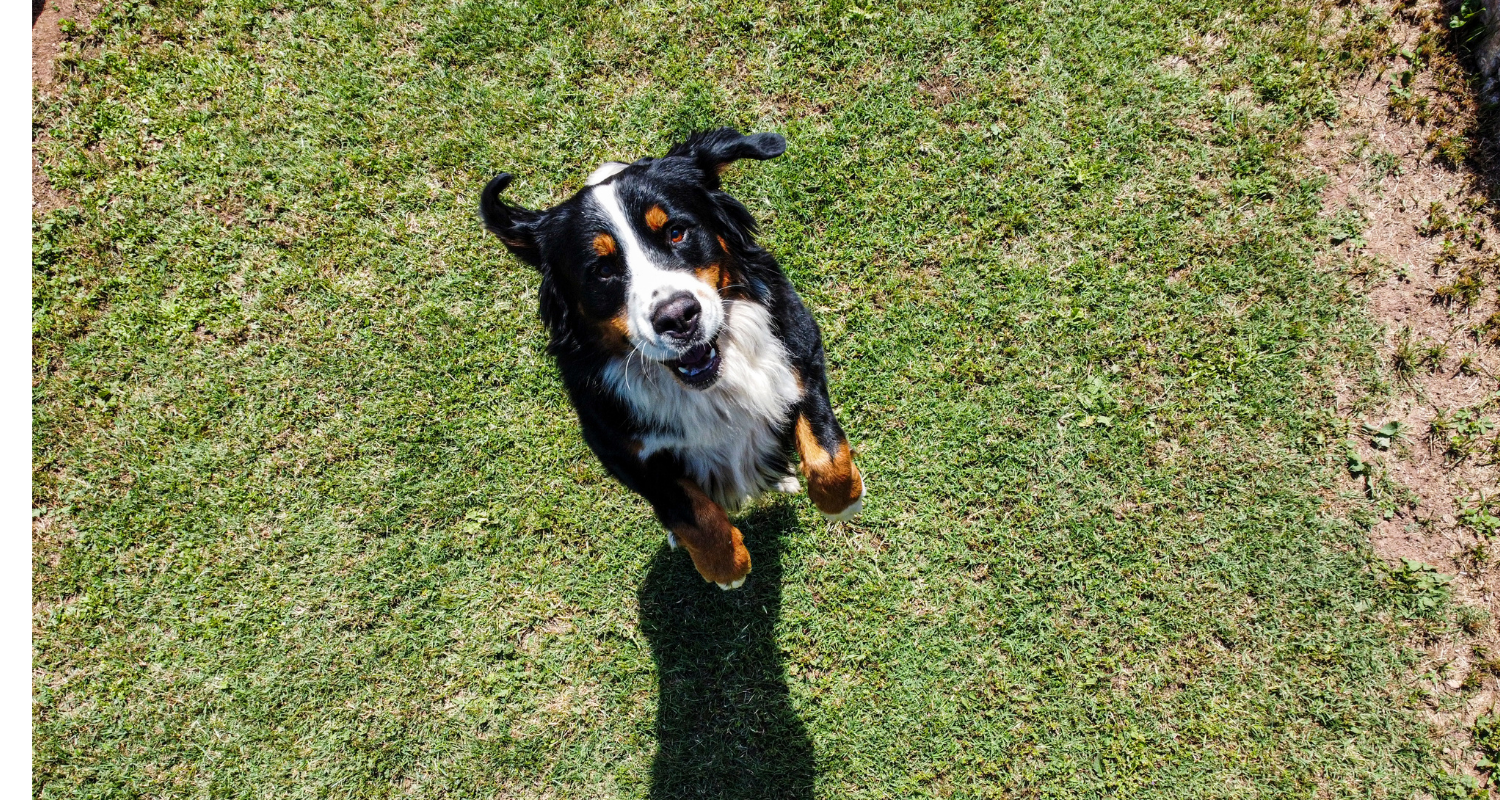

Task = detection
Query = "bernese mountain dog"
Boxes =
[479,128,863,590]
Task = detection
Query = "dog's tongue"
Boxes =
[677,343,712,368]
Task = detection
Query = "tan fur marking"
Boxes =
[645,205,668,231]
[712,238,746,296]
[596,311,631,353]
[694,263,725,291]
[669,479,752,585]
[795,415,863,516]
[593,233,617,257]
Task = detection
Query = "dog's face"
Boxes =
[481,129,785,389]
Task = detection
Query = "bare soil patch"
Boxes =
[32,0,94,216]
[1313,0,1500,782]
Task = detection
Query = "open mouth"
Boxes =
[664,340,721,387]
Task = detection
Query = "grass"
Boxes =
[31,0,1469,797]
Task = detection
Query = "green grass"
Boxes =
[32,0,1465,797]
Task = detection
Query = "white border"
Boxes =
[10,1,36,793]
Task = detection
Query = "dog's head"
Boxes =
[480,128,785,389]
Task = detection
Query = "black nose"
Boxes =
[650,292,702,340]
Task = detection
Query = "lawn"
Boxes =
[32,0,1462,797]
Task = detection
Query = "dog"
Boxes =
[479,128,863,590]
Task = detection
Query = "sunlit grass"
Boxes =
[32,1,1456,797]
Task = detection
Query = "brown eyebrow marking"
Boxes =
[593,233,617,256]
[645,205,668,231]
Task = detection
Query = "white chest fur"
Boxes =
[601,300,801,509]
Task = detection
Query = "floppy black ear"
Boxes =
[479,173,545,269]
[666,128,786,188]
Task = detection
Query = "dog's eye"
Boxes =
[595,260,617,279]
[669,225,687,244]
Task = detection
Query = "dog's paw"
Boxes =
[681,523,751,588]
[822,485,865,522]
[774,475,801,494]
[666,531,678,550]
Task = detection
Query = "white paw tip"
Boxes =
[666,532,678,550]
[821,490,865,522]
[716,577,747,590]
[775,475,802,494]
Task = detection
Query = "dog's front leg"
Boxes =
[578,421,752,589]
[651,477,752,590]
[794,391,864,522]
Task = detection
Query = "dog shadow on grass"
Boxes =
[637,501,815,800]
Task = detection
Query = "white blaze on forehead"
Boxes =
[585,161,629,186]
[590,182,723,362]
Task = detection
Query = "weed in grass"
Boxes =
[1432,409,1497,461]
[1476,713,1500,779]
[1474,647,1500,676]
[1365,419,1405,450]
[1389,43,1428,114]
[1459,605,1491,636]
[1347,445,1416,520]
[1349,254,1384,283]
[1448,773,1492,799]
[1480,312,1500,346]
[1452,411,1496,458]
[1462,666,1486,691]
[1347,440,1374,480]
[1434,268,1484,308]
[1436,238,1464,271]
[1428,128,1471,166]
[1394,326,1420,378]
[1459,496,1500,539]
[1069,375,1118,429]
[1367,150,1403,183]
[1384,558,1454,618]
[1448,0,1490,50]
[1373,465,1419,520]
[1330,209,1369,247]
[1433,408,1456,444]
[1420,202,1461,237]
[1423,340,1450,373]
